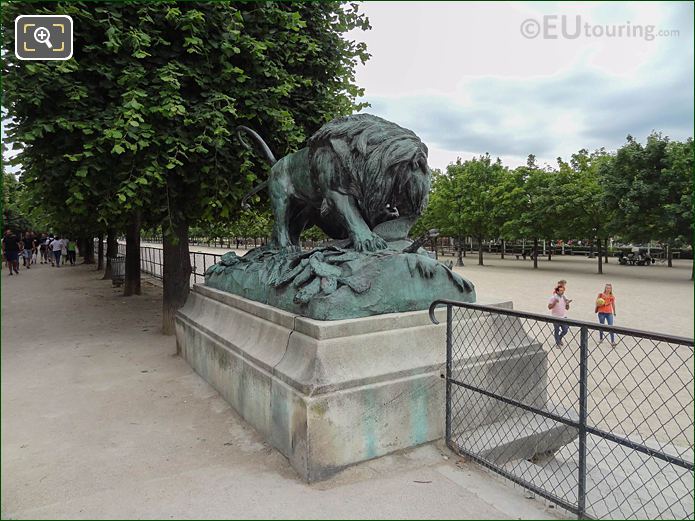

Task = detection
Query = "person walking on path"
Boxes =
[39,234,48,264]
[51,236,64,267]
[548,284,572,347]
[47,235,55,266]
[2,229,21,276]
[21,232,35,269]
[30,231,38,265]
[67,239,77,265]
[595,283,617,347]
[61,239,68,264]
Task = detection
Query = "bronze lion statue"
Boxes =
[238,114,431,252]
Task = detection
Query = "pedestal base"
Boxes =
[175,285,557,481]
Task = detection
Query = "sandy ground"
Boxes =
[1,262,565,520]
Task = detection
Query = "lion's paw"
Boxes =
[353,234,388,252]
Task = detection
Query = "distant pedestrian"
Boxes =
[2,229,21,276]
[548,284,572,348]
[51,236,64,267]
[39,234,49,264]
[61,239,68,263]
[30,231,38,264]
[47,236,55,266]
[22,232,35,269]
[67,239,77,265]
[595,284,617,347]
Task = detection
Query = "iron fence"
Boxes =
[107,241,221,287]
[429,300,694,520]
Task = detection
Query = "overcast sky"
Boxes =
[349,1,694,170]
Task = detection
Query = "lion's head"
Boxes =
[308,114,431,230]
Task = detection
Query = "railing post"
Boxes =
[578,325,589,519]
[445,305,453,446]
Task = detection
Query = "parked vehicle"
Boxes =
[618,249,655,266]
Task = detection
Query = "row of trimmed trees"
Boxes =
[3,1,371,333]
[412,134,693,277]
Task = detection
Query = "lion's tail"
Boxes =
[237,126,277,209]
[236,126,277,165]
[240,180,269,210]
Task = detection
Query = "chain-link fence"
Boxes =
[429,300,694,520]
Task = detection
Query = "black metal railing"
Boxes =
[429,300,694,520]
[109,241,221,287]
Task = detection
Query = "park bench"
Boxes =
[514,251,535,260]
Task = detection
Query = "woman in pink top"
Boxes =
[548,285,572,347]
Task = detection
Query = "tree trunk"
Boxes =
[547,239,552,261]
[667,240,673,267]
[162,217,192,335]
[604,238,609,264]
[124,211,141,296]
[500,239,505,260]
[597,236,603,274]
[533,238,538,269]
[81,237,95,264]
[456,235,464,266]
[97,233,104,270]
[103,228,118,280]
[478,236,484,266]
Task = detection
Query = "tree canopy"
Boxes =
[2,1,372,328]
[414,134,692,273]
[2,1,371,235]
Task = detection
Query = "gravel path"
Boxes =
[1,262,563,519]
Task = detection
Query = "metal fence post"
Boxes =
[578,325,589,518]
[445,305,453,446]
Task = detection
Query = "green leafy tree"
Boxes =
[500,156,558,269]
[2,171,32,232]
[409,170,440,258]
[491,167,526,260]
[3,2,370,333]
[431,165,469,264]
[300,225,328,245]
[658,138,693,271]
[601,133,693,272]
[556,149,614,274]
[458,155,506,265]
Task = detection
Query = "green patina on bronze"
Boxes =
[206,114,475,319]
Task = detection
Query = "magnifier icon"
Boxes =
[34,26,52,48]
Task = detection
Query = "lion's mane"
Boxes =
[308,114,431,228]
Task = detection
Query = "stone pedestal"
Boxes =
[175,285,557,481]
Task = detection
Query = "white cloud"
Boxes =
[349,1,694,169]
